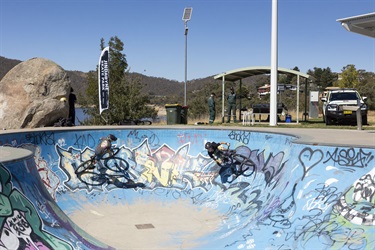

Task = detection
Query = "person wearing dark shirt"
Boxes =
[227,87,237,123]
[205,141,241,183]
[68,87,77,125]
[205,141,231,166]
[208,93,216,124]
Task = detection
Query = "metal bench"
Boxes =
[251,103,288,122]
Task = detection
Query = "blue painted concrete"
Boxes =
[0,128,374,249]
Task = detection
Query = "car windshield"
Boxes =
[330,92,358,101]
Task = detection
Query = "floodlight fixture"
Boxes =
[182,7,193,22]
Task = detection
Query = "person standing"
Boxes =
[208,93,216,124]
[227,87,237,123]
[68,87,77,125]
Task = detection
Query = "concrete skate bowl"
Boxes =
[0,127,374,250]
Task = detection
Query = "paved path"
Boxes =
[2,125,374,148]
[239,127,375,148]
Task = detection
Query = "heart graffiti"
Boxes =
[299,147,324,180]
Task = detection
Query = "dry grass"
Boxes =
[368,110,375,124]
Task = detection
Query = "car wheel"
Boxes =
[325,117,332,125]
[362,115,368,125]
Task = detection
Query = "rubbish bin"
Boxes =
[181,106,188,124]
[286,114,292,123]
[165,104,182,125]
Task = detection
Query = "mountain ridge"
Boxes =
[0,56,217,99]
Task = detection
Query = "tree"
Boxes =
[356,70,375,110]
[307,67,337,90]
[286,66,300,85]
[336,64,359,88]
[80,36,156,125]
[187,79,221,120]
[320,67,337,89]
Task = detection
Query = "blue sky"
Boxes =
[1,0,374,82]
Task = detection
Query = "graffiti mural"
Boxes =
[0,163,73,250]
[0,128,373,249]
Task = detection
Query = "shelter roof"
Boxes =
[336,12,375,38]
[213,66,311,82]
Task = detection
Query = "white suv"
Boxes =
[321,89,368,125]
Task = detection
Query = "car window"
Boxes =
[330,93,338,101]
[329,92,358,101]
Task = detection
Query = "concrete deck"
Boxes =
[1,125,374,148]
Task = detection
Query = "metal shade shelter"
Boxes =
[214,66,312,124]
[337,12,375,38]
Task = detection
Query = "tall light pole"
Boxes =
[182,7,192,106]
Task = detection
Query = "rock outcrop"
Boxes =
[0,58,71,129]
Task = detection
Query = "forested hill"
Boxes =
[0,56,216,99]
[0,56,21,78]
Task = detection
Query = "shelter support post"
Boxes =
[222,76,225,123]
[239,79,242,121]
[304,78,308,121]
[296,75,300,124]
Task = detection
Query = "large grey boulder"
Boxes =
[0,58,71,129]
